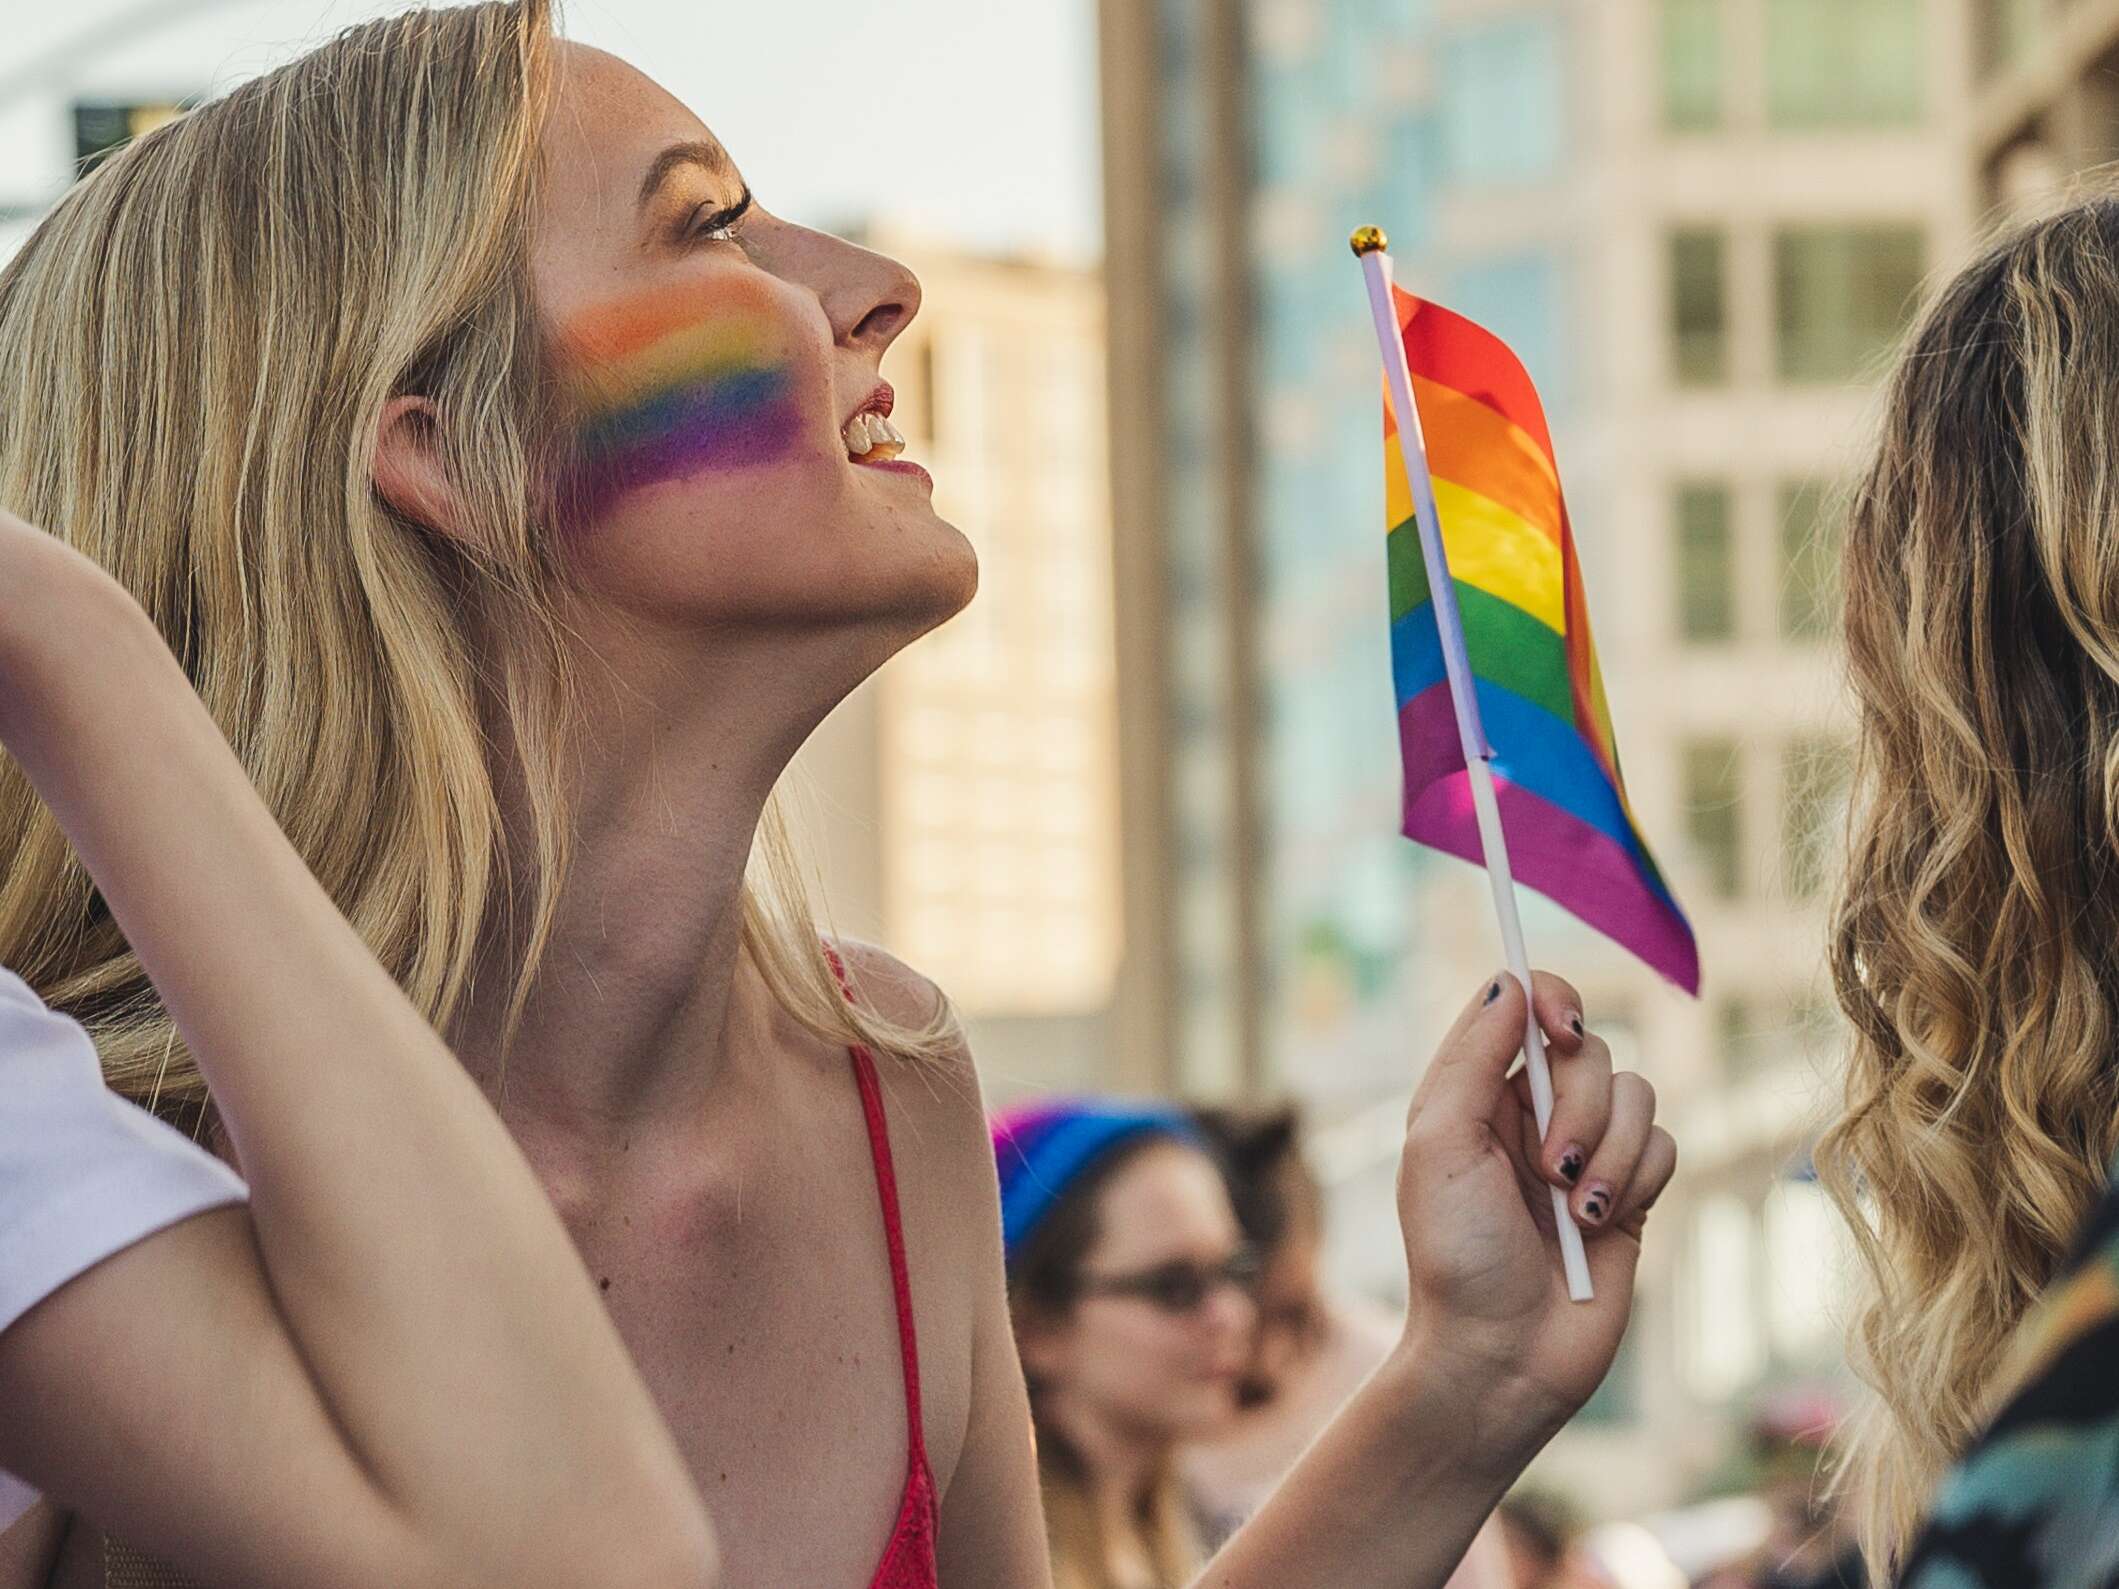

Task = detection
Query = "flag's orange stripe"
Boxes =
[1393,285,1556,471]
[1388,376,1561,546]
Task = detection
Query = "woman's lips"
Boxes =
[855,455,932,489]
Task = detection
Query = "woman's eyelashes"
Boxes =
[685,188,752,246]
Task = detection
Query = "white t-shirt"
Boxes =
[0,967,248,1531]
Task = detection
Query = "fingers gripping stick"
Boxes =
[1516,988,1592,1300]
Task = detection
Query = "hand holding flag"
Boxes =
[1352,226,1699,1303]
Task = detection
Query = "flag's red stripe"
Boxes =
[1393,285,1556,473]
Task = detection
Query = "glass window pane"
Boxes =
[1774,225,1925,382]
[1766,1180,1848,1363]
[1677,481,1735,641]
[1718,995,1762,1082]
[1782,735,1851,898]
[1661,0,1724,132]
[1766,0,1922,128]
[1683,737,1744,899]
[1778,477,1840,638]
[1442,17,1565,185]
[1976,0,2042,79]
[1671,228,1729,386]
[1683,1195,1764,1400]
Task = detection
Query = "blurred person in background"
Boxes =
[1493,1491,1575,1589]
[995,1102,1256,1589]
[1696,1394,1862,1589]
[1181,1105,1509,1586]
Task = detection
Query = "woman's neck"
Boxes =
[445,627,831,1145]
[1043,1396,1172,1523]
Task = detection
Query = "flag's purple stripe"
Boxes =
[1403,770,1702,995]
[1399,681,1686,917]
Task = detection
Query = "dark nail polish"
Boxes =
[1557,1147,1585,1185]
[1568,1014,1585,1040]
[1482,979,1503,1006]
[1580,1186,1612,1224]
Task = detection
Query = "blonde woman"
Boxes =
[1820,195,2119,1581]
[0,5,1675,1585]
[0,515,718,1589]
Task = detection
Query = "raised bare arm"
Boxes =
[0,510,716,1589]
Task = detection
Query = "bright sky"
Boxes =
[0,0,1103,261]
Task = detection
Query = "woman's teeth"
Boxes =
[842,410,907,462]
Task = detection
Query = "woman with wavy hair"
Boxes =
[1819,195,2119,1581]
[0,4,1675,1585]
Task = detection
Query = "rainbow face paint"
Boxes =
[555,285,807,524]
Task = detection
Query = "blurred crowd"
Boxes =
[993,1099,1862,1589]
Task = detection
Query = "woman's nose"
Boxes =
[1202,1284,1258,1339]
[840,253,919,351]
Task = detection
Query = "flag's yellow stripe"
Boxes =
[1387,476,1565,633]
[1388,376,1561,544]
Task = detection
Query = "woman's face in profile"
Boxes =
[526,43,976,649]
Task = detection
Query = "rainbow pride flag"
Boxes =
[1386,285,1699,993]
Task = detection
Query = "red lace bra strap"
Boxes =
[823,948,928,1465]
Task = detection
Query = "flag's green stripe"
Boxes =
[1390,584,1576,729]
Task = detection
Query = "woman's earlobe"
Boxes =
[372,394,471,541]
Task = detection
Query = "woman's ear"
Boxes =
[372,395,472,542]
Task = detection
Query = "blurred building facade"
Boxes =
[1100,0,1974,1511]
[1970,0,2119,212]
[795,233,1130,1100]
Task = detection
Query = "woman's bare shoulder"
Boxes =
[828,940,992,1210]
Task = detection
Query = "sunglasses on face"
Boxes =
[1073,1248,1262,1315]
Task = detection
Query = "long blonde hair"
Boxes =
[0,0,950,1128]
[1818,197,2119,1573]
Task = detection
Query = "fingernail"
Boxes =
[1566,1011,1585,1040]
[1482,978,1503,1007]
[1579,1184,1613,1225]
[1556,1146,1586,1185]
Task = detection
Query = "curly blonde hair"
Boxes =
[0,0,952,1130]
[1818,196,2119,1573]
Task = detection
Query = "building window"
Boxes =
[1782,736,1850,898]
[1577,1320,1641,1425]
[1765,0,1922,128]
[1670,228,1729,386]
[1660,0,1724,131]
[1774,225,1925,383]
[73,100,192,175]
[1717,996,1764,1082]
[1676,482,1736,642]
[1976,0,2041,80]
[1683,1194,1765,1400]
[912,338,939,445]
[1765,1179,1847,1364]
[1778,477,1840,638]
[1683,738,1744,900]
[1442,17,1565,185]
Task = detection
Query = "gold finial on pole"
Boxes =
[1349,224,1389,257]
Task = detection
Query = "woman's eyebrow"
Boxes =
[637,140,734,210]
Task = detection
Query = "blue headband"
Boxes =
[991,1099,1201,1266]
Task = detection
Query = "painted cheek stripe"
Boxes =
[557,303,807,524]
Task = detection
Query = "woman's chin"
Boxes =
[885,516,979,634]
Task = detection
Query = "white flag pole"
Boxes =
[1352,225,1593,1303]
